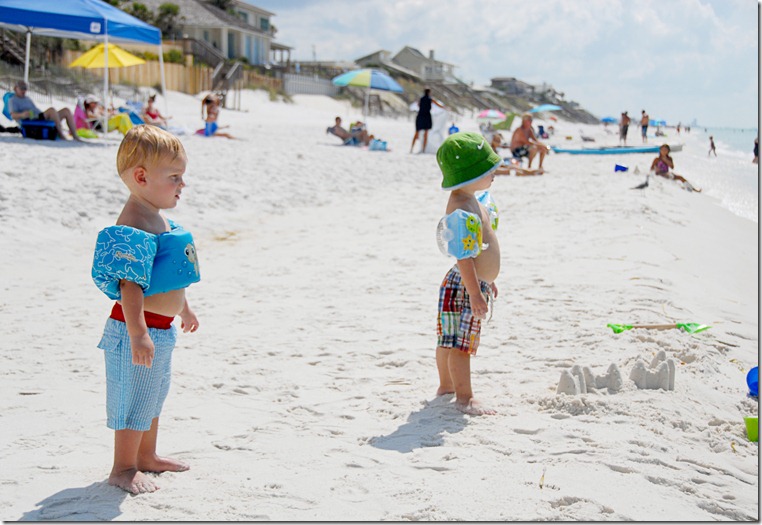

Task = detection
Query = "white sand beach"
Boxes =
[0,90,758,521]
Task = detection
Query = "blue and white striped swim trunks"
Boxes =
[97,317,177,431]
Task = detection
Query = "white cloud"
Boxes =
[251,0,758,127]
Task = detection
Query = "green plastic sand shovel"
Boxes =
[607,322,710,334]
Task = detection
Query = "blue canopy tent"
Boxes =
[0,0,165,129]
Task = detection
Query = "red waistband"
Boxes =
[110,302,174,329]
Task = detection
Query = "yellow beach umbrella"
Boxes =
[69,43,146,69]
[69,43,146,136]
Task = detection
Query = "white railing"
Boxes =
[283,74,338,96]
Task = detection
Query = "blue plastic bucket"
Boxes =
[747,367,758,397]
[614,164,628,172]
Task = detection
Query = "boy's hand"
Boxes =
[490,282,499,299]
[131,333,155,368]
[470,293,489,320]
[180,308,199,333]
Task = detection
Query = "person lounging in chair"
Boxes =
[8,80,81,141]
[327,116,371,146]
[80,95,133,136]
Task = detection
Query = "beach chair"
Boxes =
[327,125,362,146]
[118,106,145,125]
[2,92,58,140]
[75,96,133,137]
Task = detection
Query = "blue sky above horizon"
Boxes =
[246,0,759,129]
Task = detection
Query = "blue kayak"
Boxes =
[552,145,660,155]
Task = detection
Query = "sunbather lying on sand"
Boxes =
[494,160,544,176]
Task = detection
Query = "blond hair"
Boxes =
[116,125,186,176]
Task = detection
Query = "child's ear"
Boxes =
[132,166,148,186]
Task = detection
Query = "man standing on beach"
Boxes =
[619,111,630,146]
[640,110,649,143]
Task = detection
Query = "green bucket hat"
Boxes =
[437,131,502,190]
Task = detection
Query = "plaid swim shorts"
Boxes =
[437,266,492,355]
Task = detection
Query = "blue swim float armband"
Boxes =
[436,209,485,259]
[477,191,499,231]
[92,222,200,300]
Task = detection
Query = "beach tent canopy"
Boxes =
[0,0,161,45]
[0,0,165,131]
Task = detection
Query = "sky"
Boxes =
[247,0,759,129]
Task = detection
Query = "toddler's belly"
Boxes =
[143,289,186,317]
[475,248,500,284]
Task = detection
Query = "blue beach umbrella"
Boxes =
[529,104,563,113]
[332,68,404,118]
[601,116,618,124]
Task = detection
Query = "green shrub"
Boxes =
[163,49,184,64]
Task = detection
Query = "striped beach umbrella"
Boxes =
[332,68,404,92]
[476,109,506,122]
[332,68,404,118]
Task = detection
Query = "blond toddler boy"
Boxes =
[435,132,502,415]
[91,125,200,494]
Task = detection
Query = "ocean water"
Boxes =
[678,128,759,223]
[576,122,759,223]
[698,127,758,157]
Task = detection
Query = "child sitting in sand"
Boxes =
[91,125,201,494]
[142,94,171,128]
[435,132,502,416]
[650,144,701,192]
[201,93,234,139]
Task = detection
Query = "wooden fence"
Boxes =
[62,50,281,95]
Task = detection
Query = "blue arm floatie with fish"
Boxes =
[92,222,200,300]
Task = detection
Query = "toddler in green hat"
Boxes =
[434,132,502,416]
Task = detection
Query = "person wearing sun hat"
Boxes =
[433,131,502,416]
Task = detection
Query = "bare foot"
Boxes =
[455,398,497,416]
[436,386,455,396]
[138,455,190,473]
[109,468,159,494]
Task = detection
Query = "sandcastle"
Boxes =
[556,363,624,395]
[556,351,676,395]
[629,350,676,391]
